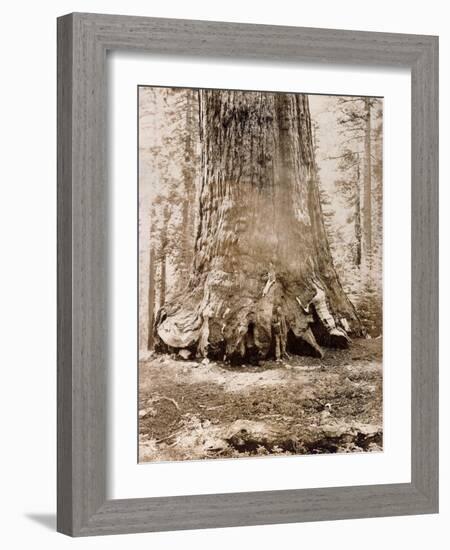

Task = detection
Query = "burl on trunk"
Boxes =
[155,90,361,363]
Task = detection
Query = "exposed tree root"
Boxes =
[155,273,356,364]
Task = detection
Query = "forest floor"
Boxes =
[139,338,383,462]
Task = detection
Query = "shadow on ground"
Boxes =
[25,513,56,531]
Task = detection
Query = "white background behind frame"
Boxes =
[108,52,411,500]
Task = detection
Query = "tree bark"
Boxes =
[180,90,197,278]
[156,90,361,362]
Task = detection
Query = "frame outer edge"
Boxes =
[77,484,430,536]
[73,12,109,535]
[411,36,439,509]
[57,13,74,536]
[58,12,109,536]
[73,11,427,65]
[57,12,439,536]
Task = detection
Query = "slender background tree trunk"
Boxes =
[147,245,156,350]
[355,164,362,267]
[363,98,372,266]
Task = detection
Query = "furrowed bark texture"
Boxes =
[156,90,361,363]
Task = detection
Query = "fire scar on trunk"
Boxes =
[155,89,362,364]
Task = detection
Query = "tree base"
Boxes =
[155,274,357,364]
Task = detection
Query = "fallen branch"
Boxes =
[155,431,181,445]
[206,405,225,411]
[150,395,180,411]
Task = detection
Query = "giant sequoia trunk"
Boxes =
[156,90,361,362]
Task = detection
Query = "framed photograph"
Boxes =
[57,13,438,536]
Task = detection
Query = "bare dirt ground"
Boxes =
[139,338,383,462]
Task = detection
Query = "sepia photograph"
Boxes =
[138,86,383,463]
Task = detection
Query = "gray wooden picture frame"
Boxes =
[57,12,439,537]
